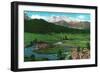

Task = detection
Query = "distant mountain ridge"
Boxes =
[53,20,69,27]
[48,16,90,29]
[24,19,90,34]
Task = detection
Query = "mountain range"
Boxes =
[24,18,90,34]
[47,16,90,29]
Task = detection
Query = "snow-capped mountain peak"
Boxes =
[48,16,72,23]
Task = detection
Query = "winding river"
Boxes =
[24,43,73,60]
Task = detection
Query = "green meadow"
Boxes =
[24,32,90,50]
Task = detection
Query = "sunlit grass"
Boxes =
[24,32,90,47]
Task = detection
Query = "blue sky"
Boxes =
[24,11,90,22]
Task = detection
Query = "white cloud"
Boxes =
[78,15,85,19]
[31,15,43,19]
[69,16,86,22]
[30,15,49,21]
[76,15,87,21]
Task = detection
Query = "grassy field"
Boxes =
[24,32,90,48]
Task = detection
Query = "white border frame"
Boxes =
[18,5,96,69]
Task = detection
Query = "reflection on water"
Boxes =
[24,44,90,61]
[24,46,58,60]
